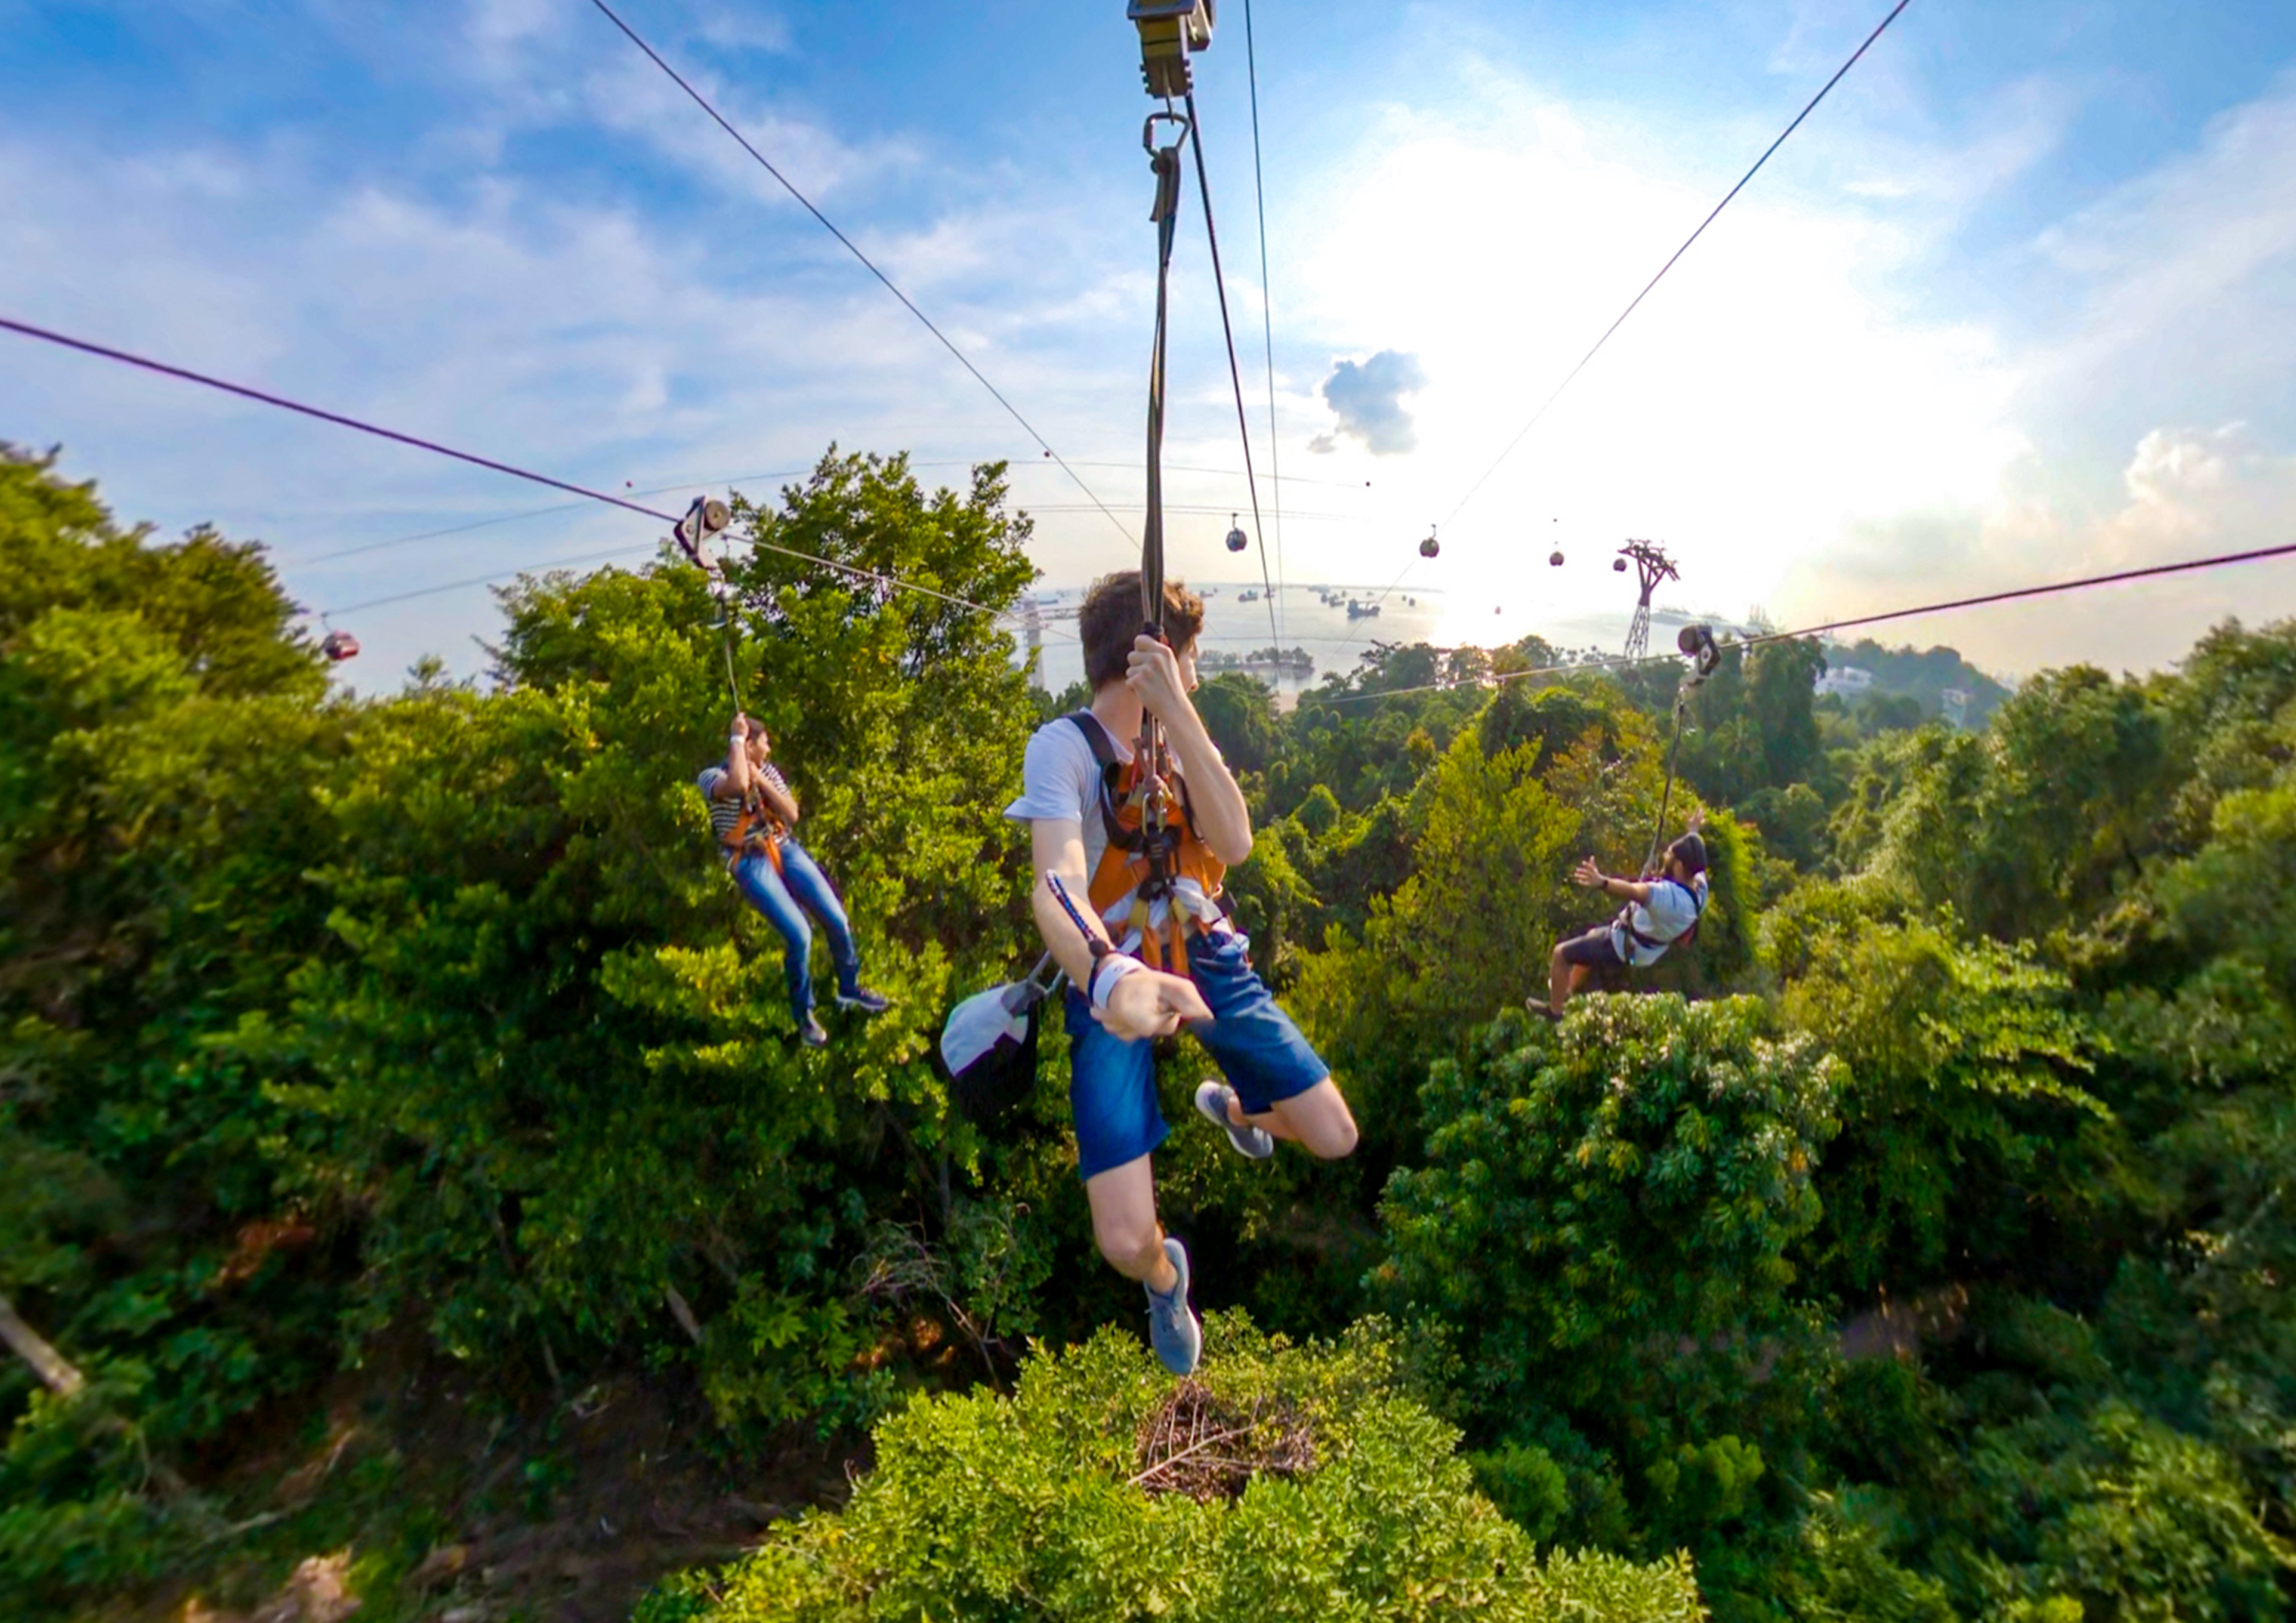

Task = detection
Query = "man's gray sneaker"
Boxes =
[836,985,891,1014]
[1145,1236,1202,1376]
[797,1013,829,1048]
[1194,1080,1274,1160]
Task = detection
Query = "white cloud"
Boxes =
[1317,350,1426,455]
[1777,425,2296,677]
[2020,67,2296,429]
[0,119,1153,682]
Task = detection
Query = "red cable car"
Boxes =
[321,629,360,662]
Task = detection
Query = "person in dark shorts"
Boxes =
[1006,571,1359,1376]
[1538,811,1709,1020]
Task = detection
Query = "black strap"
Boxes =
[1066,711,1143,855]
[1066,709,1119,768]
[1619,878,1706,951]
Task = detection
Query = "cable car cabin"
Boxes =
[1613,556,1630,572]
[320,630,360,663]
[1419,533,1440,558]
[1549,549,1566,567]
[1226,516,1248,553]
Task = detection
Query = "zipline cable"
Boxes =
[0,313,1069,633]
[304,465,812,564]
[1438,0,1916,533]
[322,535,1079,639]
[1325,537,2296,704]
[1241,0,1287,644]
[587,0,1135,547]
[319,456,1348,571]
[1643,698,1691,874]
[1183,94,1282,646]
[1,315,674,525]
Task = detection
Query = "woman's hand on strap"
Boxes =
[1094,966,1211,1040]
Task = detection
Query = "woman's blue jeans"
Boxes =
[731,840,861,1021]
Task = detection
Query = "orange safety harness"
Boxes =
[717,775,791,878]
[1067,711,1229,975]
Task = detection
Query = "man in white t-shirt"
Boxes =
[1005,571,1359,1377]
[1537,812,1710,1020]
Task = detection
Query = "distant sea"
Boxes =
[1015,581,1736,706]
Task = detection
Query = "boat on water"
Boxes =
[1238,588,1261,602]
[1346,599,1381,619]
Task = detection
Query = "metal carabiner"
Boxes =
[1141,108,1191,156]
[1143,110,1189,224]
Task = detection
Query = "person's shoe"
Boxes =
[1528,999,1563,1023]
[1144,1237,1202,1376]
[797,1013,830,1048]
[1194,1080,1274,1160]
[835,985,891,1014]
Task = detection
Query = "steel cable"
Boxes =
[588,0,1134,547]
[1326,537,2296,705]
[1183,94,1282,646]
[0,314,1067,633]
[1439,0,1916,533]
[1241,0,1287,643]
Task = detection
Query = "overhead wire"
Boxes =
[1025,501,1351,520]
[1324,537,2296,705]
[320,455,1347,570]
[1183,92,1279,642]
[1437,0,1916,533]
[302,465,812,564]
[1240,0,1287,643]
[2,315,676,525]
[0,313,1071,635]
[321,535,1075,641]
[1072,459,1364,490]
[586,0,1135,548]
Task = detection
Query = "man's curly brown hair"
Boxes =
[1077,571,1206,690]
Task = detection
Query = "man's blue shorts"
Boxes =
[1064,926,1329,1181]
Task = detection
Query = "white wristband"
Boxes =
[1088,954,1144,1010]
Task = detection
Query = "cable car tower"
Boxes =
[1617,539,1679,662]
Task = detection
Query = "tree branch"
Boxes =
[0,1291,84,1397]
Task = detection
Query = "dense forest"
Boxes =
[5,442,2294,1621]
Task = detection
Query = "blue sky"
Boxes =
[5,0,2295,682]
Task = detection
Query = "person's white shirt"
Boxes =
[1614,874,1708,967]
[1005,715,1218,952]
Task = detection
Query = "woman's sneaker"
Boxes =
[1194,1080,1274,1160]
[1145,1237,1202,1376]
[797,1013,830,1048]
[835,985,891,1014]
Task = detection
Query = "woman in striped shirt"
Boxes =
[699,714,888,1047]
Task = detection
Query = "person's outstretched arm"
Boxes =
[1029,817,1210,1039]
[1573,856,1654,906]
[1126,635,1251,865]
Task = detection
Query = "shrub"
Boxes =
[638,1312,1707,1622]
[1374,997,1842,1560]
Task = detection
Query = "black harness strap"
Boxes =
[1066,710,1201,861]
[1617,876,1706,954]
